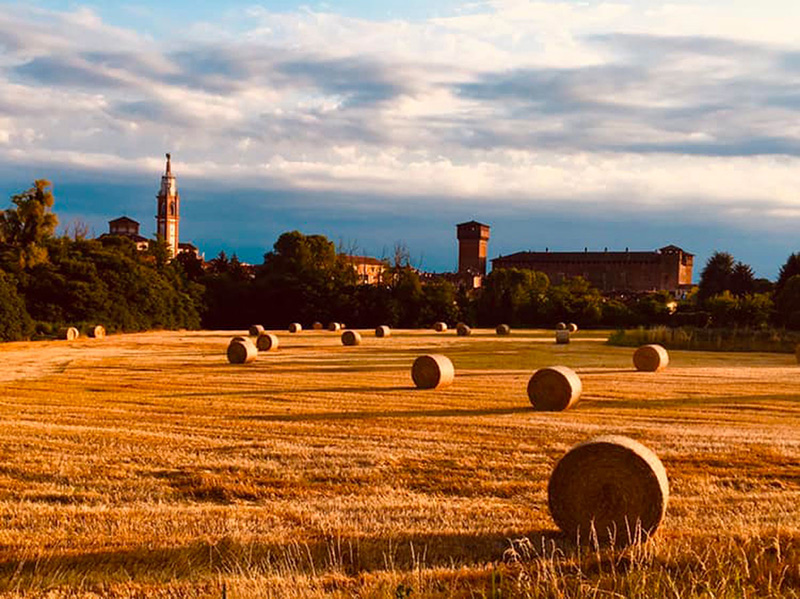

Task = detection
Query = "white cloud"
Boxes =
[3,1,800,233]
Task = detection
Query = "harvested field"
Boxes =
[0,329,798,598]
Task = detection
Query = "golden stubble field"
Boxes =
[0,329,798,598]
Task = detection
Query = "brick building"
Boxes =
[100,216,150,251]
[457,220,491,277]
[491,245,694,295]
[344,255,389,284]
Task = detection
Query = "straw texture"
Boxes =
[227,337,257,364]
[633,344,669,372]
[548,435,669,545]
[61,327,79,341]
[341,330,362,346]
[411,354,455,389]
[256,333,279,351]
[527,366,582,411]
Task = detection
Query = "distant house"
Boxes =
[343,255,389,284]
[100,216,150,251]
[178,242,201,259]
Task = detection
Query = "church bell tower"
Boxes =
[156,153,180,258]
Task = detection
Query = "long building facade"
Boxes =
[491,245,694,294]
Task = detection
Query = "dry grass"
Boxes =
[0,329,798,597]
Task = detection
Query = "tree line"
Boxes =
[3,181,800,341]
[0,181,202,341]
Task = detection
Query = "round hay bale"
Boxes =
[61,327,79,341]
[556,322,567,331]
[312,322,323,330]
[548,435,669,545]
[496,324,511,336]
[633,344,669,372]
[341,330,362,346]
[434,322,448,332]
[89,325,106,339]
[568,323,579,333]
[256,332,279,351]
[375,325,391,338]
[555,330,570,344]
[288,322,302,333]
[456,323,471,336]
[328,322,341,332]
[411,354,454,389]
[249,324,265,337]
[227,337,257,364]
[527,366,582,411]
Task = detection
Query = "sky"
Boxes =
[2,1,800,278]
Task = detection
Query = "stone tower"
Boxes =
[456,220,491,276]
[156,153,180,258]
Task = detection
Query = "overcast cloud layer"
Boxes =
[2,1,800,275]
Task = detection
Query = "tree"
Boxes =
[476,268,549,326]
[0,180,58,270]
[697,252,735,301]
[0,272,33,341]
[174,250,205,282]
[387,265,424,327]
[545,276,603,326]
[776,253,800,297]
[729,262,755,297]
[632,291,674,325]
[421,280,458,325]
[248,231,357,327]
[734,293,773,328]
[706,291,738,327]
[775,274,800,328]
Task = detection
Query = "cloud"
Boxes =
[2,0,800,241]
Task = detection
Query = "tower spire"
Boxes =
[157,153,180,258]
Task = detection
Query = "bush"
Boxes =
[607,326,800,353]
[0,272,33,341]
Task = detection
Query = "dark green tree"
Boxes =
[387,265,424,327]
[0,271,33,341]
[775,274,800,328]
[476,268,549,326]
[697,251,735,301]
[545,276,603,326]
[421,280,458,325]
[249,231,357,328]
[0,180,58,270]
[776,253,800,297]
[729,261,755,297]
